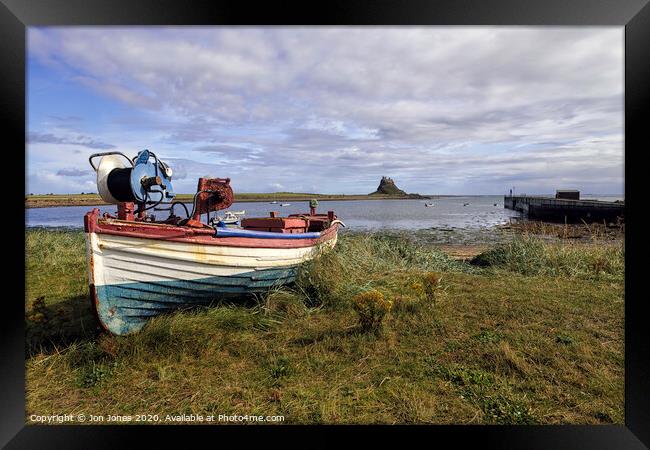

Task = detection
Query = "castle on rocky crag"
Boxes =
[369,176,429,198]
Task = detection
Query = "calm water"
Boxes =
[25,194,624,244]
[26,196,521,230]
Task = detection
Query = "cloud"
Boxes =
[28,132,116,150]
[56,168,91,177]
[27,170,97,194]
[164,158,233,180]
[193,144,258,156]
[27,27,623,194]
[47,115,82,123]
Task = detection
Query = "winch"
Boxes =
[90,149,175,207]
[89,150,233,226]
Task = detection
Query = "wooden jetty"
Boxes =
[504,195,624,223]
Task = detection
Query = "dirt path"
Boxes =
[434,244,490,261]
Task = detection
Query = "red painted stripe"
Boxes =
[84,209,338,249]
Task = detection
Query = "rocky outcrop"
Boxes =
[369,176,430,199]
[370,176,406,196]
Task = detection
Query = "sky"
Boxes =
[26,27,624,195]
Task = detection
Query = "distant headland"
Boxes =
[369,176,431,199]
[25,177,431,208]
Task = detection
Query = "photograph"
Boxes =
[24,25,626,426]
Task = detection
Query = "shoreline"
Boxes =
[25,194,441,209]
[25,193,623,209]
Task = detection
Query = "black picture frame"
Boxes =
[3,0,648,447]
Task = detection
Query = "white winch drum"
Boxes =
[96,155,128,204]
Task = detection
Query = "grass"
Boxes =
[26,229,96,352]
[25,229,624,424]
[471,236,624,280]
[503,219,624,241]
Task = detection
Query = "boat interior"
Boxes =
[240,211,335,234]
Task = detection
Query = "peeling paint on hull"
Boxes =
[93,268,297,335]
[85,225,337,335]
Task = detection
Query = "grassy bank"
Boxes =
[500,220,624,242]
[25,192,431,208]
[25,229,623,424]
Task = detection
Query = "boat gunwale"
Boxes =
[84,208,339,249]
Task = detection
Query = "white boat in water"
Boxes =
[218,210,245,224]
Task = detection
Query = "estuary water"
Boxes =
[27,196,519,230]
[25,194,623,244]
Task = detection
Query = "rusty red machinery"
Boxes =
[183,177,234,227]
[109,177,234,227]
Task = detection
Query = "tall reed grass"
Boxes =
[471,236,624,280]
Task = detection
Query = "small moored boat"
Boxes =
[84,150,342,335]
[217,210,245,224]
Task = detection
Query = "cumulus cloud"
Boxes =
[27,27,623,194]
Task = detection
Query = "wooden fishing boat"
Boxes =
[84,150,342,335]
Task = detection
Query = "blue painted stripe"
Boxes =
[95,267,298,335]
[215,227,322,239]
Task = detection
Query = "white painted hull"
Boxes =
[86,232,337,335]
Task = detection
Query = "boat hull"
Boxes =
[85,214,337,335]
